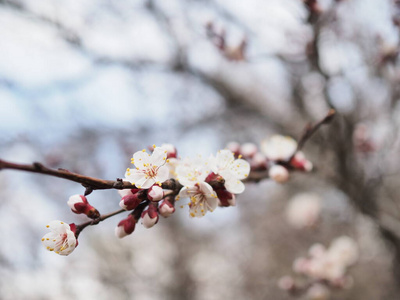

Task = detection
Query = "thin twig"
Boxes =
[290,109,336,160]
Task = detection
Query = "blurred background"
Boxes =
[1,0,400,299]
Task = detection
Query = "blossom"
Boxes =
[176,156,211,187]
[285,193,321,229]
[42,220,77,256]
[179,182,218,217]
[210,149,250,194]
[125,146,169,189]
[115,214,136,238]
[261,135,297,161]
[328,236,359,267]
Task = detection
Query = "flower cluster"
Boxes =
[278,236,359,299]
[115,145,250,238]
[227,135,313,183]
[42,136,315,255]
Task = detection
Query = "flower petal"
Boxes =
[154,165,169,184]
[125,170,145,186]
[133,150,151,170]
[228,158,250,180]
[223,176,245,194]
[151,147,167,167]
[215,150,235,170]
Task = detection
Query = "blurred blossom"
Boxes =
[285,193,321,229]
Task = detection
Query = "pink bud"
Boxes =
[269,165,289,183]
[67,195,100,219]
[115,215,136,238]
[250,152,267,170]
[290,151,313,172]
[147,185,164,202]
[159,199,175,217]
[141,205,159,228]
[119,194,141,210]
[239,142,258,158]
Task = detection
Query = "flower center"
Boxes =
[145,165,158,178]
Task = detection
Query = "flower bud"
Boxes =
[240,142,258,158]
[290,151,313,172]
[119,194,141,210]
[67,194,100,219]
[250,152,267,170]
[159,199,175,217]
[147,185,164,202]
[161,143,178,158]
[115,214,136,238]
[141,204,159,228]
[268,165,289,183]
[118,188,140,198]
[226,141,241,157]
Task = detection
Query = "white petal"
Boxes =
[154,165,169,184]
[125,170,145,186]
[150,147,167,167]
[139,177,155,189]
[198,181,214,195]
[47,220,70,233]
[205,195,218,211]
[215,150,235,170]
[178,186,191,198]
[133,150,151,169]
[224,177,245,194]
[228,158,250,180]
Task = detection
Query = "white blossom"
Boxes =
[286,193,321,229]
[328,236,359,267]
[176,156,211,187]
[261,135,297,161]
[179,182,218,218]
[125,146,169,189]
[42,220,77,256]
[210,149,250,194]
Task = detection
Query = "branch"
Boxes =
[0,159,135,193]
[294,109,336,154]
